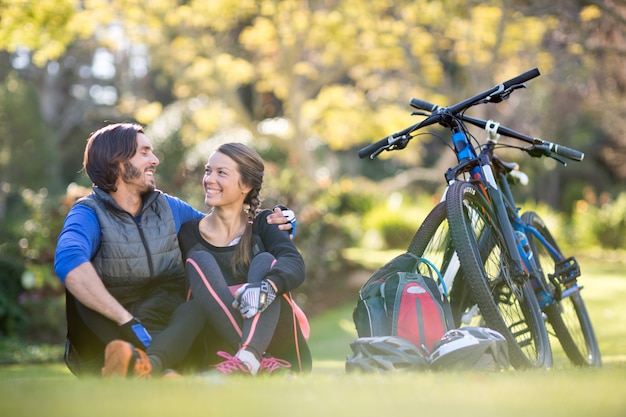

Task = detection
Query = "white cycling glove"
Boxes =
[232,280,277,319]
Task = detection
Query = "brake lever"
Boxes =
[550,154,568,166]
[369,134,408,158]
[526,144,568,166]
[487,83,527,103]
[526,144,549,158]
[390,135,411,151]
[371,147,387,158]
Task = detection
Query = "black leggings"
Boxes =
[186,251,312,372]
[65,289,206,376]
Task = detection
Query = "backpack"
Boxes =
[352,252,454,354]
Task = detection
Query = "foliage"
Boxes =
[0,338,63,364]
[292,179,373,313]
[16,288,66,344]
[0,74,55,190]
[0,185,66,346]
[571,191,626,250]
[0,257,26,337]
[0,0,85,66]
[361,192,431,250]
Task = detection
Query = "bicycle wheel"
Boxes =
[521,211,601,367]
[407,202,477,327]
[446,181,552,369]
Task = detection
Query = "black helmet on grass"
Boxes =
[345,336,429,373]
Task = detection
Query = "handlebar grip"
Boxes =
[358,136,393,159]
[550,143,585,162]
[410,98,441,112]
[502,68,541,89]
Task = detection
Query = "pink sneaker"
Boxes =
[214,351,252,375]
[259,356,291,374]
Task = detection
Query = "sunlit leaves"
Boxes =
[302,85,369,150]
[134,101,163,125]
[0,0,569,184]
[0,0,83,65]
[240,17,279,56]
[579,5,602,23]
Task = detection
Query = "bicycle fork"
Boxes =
[523,225,582,308]
[484,185,530,283]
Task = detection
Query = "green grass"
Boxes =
[1,256,625,417]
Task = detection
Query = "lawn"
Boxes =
[1,255,625,417]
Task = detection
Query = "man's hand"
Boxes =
[267,205,297,238]
[120,317,152,349]
[232,280,277,319]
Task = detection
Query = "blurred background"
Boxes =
[1,0,625,362]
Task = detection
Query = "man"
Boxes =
[54,123,292,378]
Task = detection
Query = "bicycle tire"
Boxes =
[407,202,477,327]
[446,181,552,369]
[521,211,601,367]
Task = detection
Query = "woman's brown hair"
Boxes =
[213,142,265,275]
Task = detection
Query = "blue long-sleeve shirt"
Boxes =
[54,193,204,283]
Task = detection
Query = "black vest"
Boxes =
[77,188,185,306]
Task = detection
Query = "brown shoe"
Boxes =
[162,369,183,380]
[102,340,152,378]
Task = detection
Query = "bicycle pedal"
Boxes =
[554,256,581,285]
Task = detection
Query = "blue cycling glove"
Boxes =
[120,317,152,349]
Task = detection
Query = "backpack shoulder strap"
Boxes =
[361,252,421,289]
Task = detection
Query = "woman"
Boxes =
[178,143,311,375]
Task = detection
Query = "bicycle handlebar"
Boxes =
[359,68,584,163]
[410,98,441,113]
[410,68,541,115]
[530,142,585,162]
[456,116,584,163]
[359,69,541,159]
[357,121,420,159]
[357,135,398,159]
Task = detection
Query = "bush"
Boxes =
[571,192,626,250]
[293,181,365,314]
[361,192,432,250]
[518,201,569,248]
[0,337,63,364]
[0,257,65,344]
[0,257,26,338]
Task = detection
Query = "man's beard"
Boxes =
[122,161,155,193]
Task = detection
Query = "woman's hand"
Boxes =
[232,280,277,319]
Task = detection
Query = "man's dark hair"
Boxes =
[83,123,144,193]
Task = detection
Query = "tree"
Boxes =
[2,0,625,312]
[0,0,567,196]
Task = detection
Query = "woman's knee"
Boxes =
[186,251,219,270]
[248,252,276,283]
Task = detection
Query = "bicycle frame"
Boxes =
[497,167,582,310]
[435,117,583,311]
[440,119,530,279]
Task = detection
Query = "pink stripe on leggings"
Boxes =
[241,314,260,350]
[186,258,242,337]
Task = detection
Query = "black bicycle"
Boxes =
[359,68,600,368]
